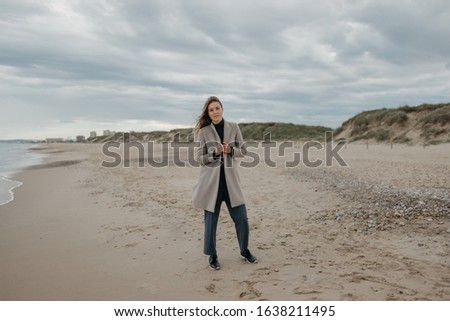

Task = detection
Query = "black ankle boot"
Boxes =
[209,254,221,270]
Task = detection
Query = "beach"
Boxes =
[0,142,449,300]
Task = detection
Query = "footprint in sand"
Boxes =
[239,280,261,299]
[103,225,122,232]
[293,287,322,295]
[206,283,216,293]
[254,267,272,275]
[126,226,145,233]
[124,242,139,248]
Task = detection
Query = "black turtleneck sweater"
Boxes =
[213,118,224,143]
[213,119,227,198]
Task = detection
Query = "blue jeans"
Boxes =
[203,183,249,256]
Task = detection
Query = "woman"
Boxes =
[192,96,257,270]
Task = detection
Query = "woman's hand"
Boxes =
[214,143,224,155]
[214,143,232,155]
[222,143,232,154]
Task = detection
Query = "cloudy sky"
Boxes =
[1,0,449,139]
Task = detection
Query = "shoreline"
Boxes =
[0,177,23,206]
[0,143,449,300]
[0,143,48,207]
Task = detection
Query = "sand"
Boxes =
[0,142,448,300]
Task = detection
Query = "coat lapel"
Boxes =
[208,120,233,143]
[209,122,221,142]
[223,120,233,144]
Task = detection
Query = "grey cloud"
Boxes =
[348,1,450,63]
[1,0,449,139]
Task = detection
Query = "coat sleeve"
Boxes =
[231,123,247,158]
[195,128,221,166]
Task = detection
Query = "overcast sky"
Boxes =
[1,0,449,139]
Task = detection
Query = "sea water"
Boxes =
[0,143,46,206]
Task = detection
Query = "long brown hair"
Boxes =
[194,96,223,134]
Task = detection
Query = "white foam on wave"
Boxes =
[0,176,23,206]
[0,143,47,207]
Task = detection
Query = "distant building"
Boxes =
[103,130,111,136]
[46,138,64,144]
[76,136,86,143]
[90,131,97,138]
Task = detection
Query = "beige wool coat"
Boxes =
[192,120,247,213]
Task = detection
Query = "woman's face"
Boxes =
[208,101,223,124]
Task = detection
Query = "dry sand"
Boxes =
[0,142,449,300]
